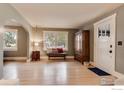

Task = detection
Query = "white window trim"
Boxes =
[43,31,68,51]
[4,29,18,51]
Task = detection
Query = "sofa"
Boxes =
[46,48,67,60]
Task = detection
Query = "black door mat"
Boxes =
[88,67,110,76]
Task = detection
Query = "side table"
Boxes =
[31,51,40,61]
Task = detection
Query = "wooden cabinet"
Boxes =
[74,30,90,64]
[31,51,40,61]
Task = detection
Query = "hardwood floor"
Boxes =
[3,59,116,85]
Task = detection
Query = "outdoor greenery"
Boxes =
[4,31,16,47]
[44,31,68,49]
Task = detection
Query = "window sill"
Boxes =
[43,48,68,51]
[4,48,18,51]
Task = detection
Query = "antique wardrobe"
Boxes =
[74,30,90,64]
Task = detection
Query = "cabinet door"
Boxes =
[82,31,90,61]
[79,33,82,53]
[75,34,79,52]
[75,32,82,54]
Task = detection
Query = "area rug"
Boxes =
[88,67,110,76]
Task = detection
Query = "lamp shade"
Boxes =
[34,42,39,46]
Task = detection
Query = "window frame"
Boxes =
[3,28,18,51]
[43,31,68,51]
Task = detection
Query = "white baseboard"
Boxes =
[89,61,124,78]
[4,56,74,61]
[40,56,48,59]
[66,56,74,59]
[26,58,31,62]
[113,71,124,79]
[0,79,19,85]
[4,57,27,61]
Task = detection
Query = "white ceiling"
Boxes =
[11,3,122,28]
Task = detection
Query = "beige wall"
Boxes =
[31,27,78,56]
[0,4,32,58]
[0,4,32,59]
[2,4,124,75]
[81,5,120,61]
[4,26,28,57]
[115,5,124,74]
[81,5,124,74]
[0,4,32,79]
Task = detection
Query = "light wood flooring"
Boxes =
[3,59,116,85]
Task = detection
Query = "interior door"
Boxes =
[94,14,116,74]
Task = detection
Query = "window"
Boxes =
[3,29,18,51]
[43,31,68,50]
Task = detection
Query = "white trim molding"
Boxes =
[94,13,119,77]
[66,56,74,59]
[113,71,124,78]
[94,13,116,26]
[4,56,74,61]
[0,79,19,85]
[94,13,124,78]
[4,28,18,51]
[43,31,68,51]
[4,57,27,61]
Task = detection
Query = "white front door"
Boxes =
[94,14,116,74]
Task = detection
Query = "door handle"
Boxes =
[109,50,112,53]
